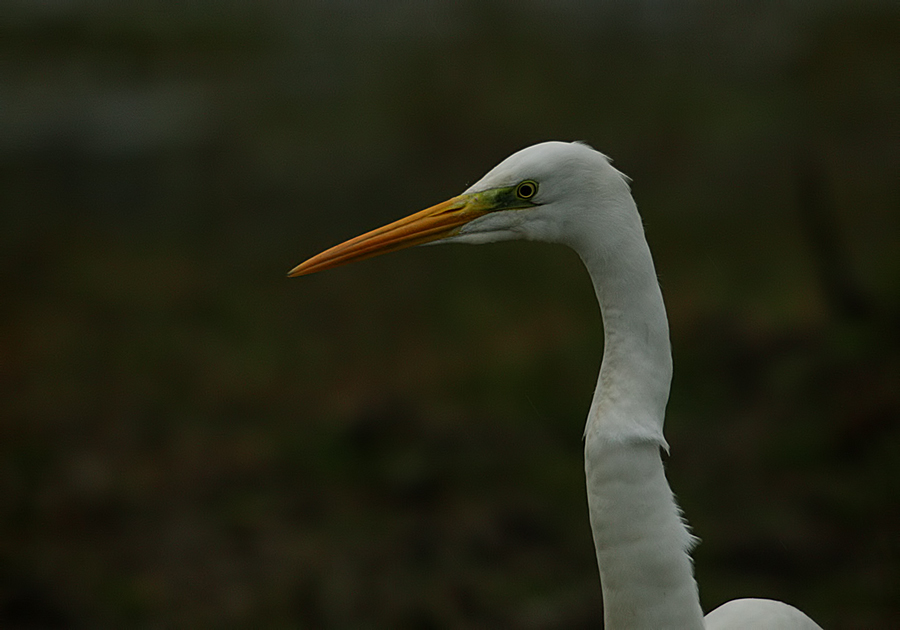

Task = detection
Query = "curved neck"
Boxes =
[579,205,672,447]
[572,194,704,629]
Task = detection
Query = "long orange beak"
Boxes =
[288,193,489,277]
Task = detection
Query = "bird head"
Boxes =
[288,141,632,277]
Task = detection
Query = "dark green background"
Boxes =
[2,1,898,627]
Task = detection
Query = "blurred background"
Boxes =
[2,0,898,627]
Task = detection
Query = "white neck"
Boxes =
[571,192,705,630]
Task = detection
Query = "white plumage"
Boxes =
[290,141,822,629]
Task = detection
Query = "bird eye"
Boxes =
[516,180,538,200]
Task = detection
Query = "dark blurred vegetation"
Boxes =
[1,1,898,627]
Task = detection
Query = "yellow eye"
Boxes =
[516,180,538,200]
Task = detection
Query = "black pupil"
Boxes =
[519,183,534,198]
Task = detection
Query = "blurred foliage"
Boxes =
[1,0,898,627]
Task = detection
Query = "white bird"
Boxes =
[289,141,822,629]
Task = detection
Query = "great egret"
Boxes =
[289,142,822,629]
